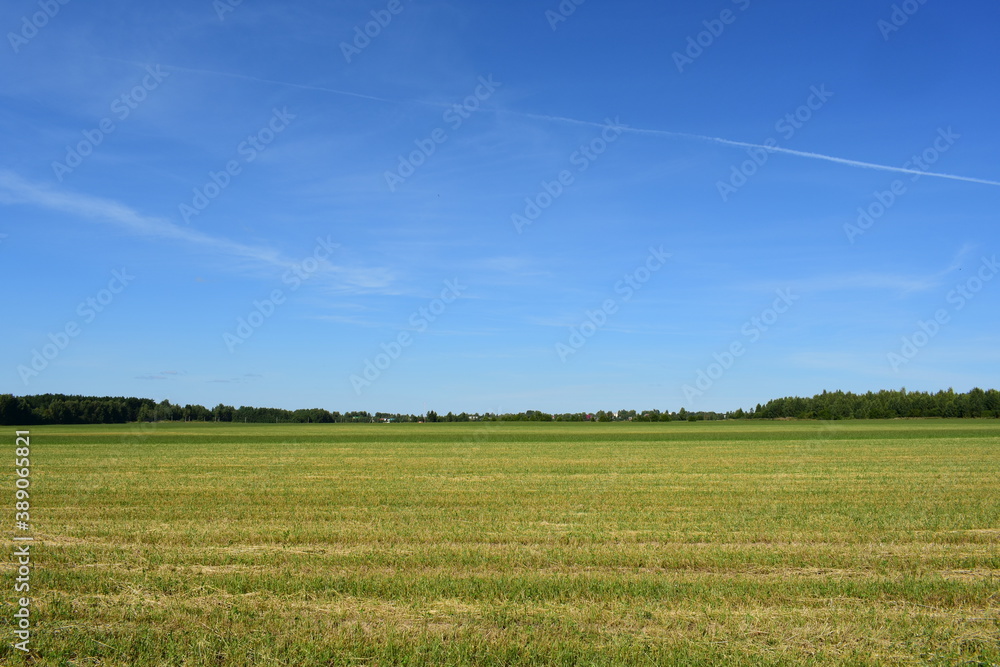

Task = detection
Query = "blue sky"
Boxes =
[2,0,999,415]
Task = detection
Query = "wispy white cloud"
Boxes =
[739,247,972,296]
[0,170,396,294]
[308,314,385,328]
[943,243,977,273]
[98,57,426,107]
[0,169,284,264]
[794,272,947,294]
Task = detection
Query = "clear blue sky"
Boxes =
[3,0,999,414]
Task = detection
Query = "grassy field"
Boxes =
[3,419,999,665]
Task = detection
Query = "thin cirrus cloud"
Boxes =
[99,60,1000,191]
[0,169,395,294]
[736,245,976,297]
[740,270,951,298]
[0,169,283,264]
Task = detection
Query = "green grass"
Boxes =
[3,420,999,665]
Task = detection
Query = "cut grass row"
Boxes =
[2,420,998,665]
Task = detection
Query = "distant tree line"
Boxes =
[0,388,996,426]
[745,388,1000,420]
[0,394,393,426]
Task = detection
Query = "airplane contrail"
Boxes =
[102,59,1000,189]
[675,133,1000,188]
[522,112,1000,188]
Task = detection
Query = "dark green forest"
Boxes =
[1,388,997,426]
[747,387,998,420]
